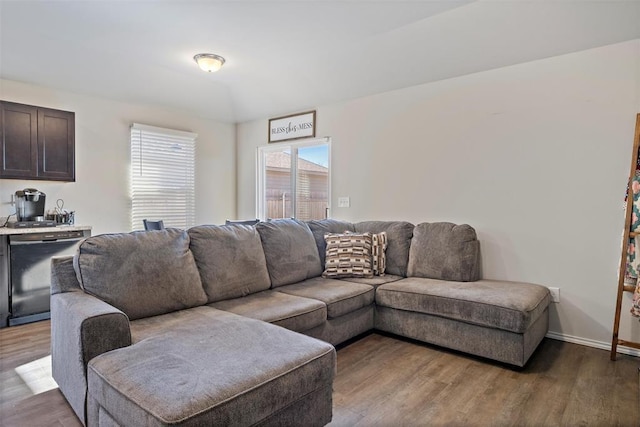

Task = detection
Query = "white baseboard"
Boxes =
[545,331,640,358]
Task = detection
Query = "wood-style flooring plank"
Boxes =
[0,321,639,426]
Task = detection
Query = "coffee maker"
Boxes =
[11,189,55,227]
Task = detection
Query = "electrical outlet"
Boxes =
[338,197,350,208]
[549,287,560,303]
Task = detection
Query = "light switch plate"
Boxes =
[338,197,350,208]
[549,287,560,303]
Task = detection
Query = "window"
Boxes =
[257,138,330,221]
[130,123,197,230]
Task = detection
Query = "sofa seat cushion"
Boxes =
[256,219,323,287]
[210,290,327,332]
[130,306,223,343]
[376,278,550,333]
[188,224,271,303]
[338,274,404,289]
[73,229,207,321]
[88,308,335,426]
[277,277,375,319]
[354,221,414,277]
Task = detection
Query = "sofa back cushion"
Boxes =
[73,229,207,320]
[354,221,414,277]
[307,219,355,267]
[256,218,323,287]
[407,222,480,282]
[188,225,271,302]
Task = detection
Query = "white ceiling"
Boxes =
[1,1,639,124]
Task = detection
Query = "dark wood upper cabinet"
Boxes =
[37,107,75,181]
[0,101,75,182]
[0,102,38,179]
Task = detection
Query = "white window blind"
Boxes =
[130,123,197,231]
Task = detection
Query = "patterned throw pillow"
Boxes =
[371,232,388,276]
[323,232,374,278]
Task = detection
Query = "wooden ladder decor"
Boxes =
[611,113,640,360]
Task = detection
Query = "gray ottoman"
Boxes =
[87,309,335,426]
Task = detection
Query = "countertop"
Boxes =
[0,225,92,235]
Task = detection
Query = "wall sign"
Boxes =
[269,110,316,143]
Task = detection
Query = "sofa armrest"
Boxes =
[51,291,131,425]
[51,255,83,294]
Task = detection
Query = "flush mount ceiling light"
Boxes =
[193,53,226,73]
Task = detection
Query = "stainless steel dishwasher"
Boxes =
[4,229,90,326]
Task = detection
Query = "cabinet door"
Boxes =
[0,102,38,179]
[37,107,75,181]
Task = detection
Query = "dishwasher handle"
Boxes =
[9,230,89,243]
[9,238,85,245]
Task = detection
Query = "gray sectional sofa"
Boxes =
[50,218,550,426]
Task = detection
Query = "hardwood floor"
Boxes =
[0,321,81,427]
[1,321,638,426]
[331,334,639,426]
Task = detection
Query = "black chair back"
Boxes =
[143,219,165,230]
[225,219,260,226]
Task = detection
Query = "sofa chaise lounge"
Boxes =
[51,218,550,426]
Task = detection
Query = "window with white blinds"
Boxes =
[130,123,197,231]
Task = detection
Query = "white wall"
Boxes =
[237,40,640,347]
[0,79,236,235]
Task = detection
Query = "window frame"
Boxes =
[256,137,331,221]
